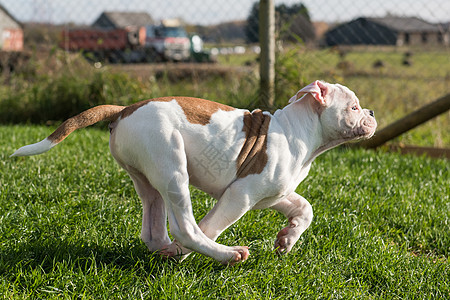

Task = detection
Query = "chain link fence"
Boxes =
[1,0,449,147]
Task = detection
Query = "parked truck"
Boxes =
[144,19,191,62]
[60,20,192,63]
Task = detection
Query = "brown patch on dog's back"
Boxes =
[175,97,235,125]
[120,99,154,119]
[236,110,271,178]
[120,97,235,125]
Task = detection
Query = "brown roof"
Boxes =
[367,16,439,33]
[0,3,23,28]
[93,11,154,29]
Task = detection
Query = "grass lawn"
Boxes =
[1,125,449,299]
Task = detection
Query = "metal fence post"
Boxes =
[259,0,275,110]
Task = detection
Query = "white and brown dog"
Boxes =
[11,80,377,265]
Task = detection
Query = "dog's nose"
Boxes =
[369,110,375,117]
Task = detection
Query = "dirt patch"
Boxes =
[386,144,450,159]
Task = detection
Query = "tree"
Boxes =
[245,2,260,43]
[245,1,316,44]
[275,3,310,21]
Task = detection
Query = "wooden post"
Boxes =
[357,93,450,149]
[259,0,275,110]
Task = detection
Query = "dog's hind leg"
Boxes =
[134,131,249,264]
[128,169,171,252]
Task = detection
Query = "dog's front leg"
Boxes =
[162,181,252,264]
[271,192,313,254]
[159,172,250,265]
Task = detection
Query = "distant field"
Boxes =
[0,46,449,147]
[117,46,450,147]
[275,47,449,147]
[1,126,448,298]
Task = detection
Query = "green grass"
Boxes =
[1,125,448,299]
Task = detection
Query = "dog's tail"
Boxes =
[10,105,125,157]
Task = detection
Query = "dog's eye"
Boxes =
[351,105,358,111]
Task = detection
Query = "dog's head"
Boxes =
[290,80,377,144]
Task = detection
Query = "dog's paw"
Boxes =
[159,241,191,260]
[222,246,250,266]
[274,224,300,255]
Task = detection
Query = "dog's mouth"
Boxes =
[342,115,377,141]
[355,116,377,139]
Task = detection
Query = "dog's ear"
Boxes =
[288,80,328,105]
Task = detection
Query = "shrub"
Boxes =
[0,55,146,123]
[0,52,260,124]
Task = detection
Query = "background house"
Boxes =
[325,16,447,47]
[0,3,23,51]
